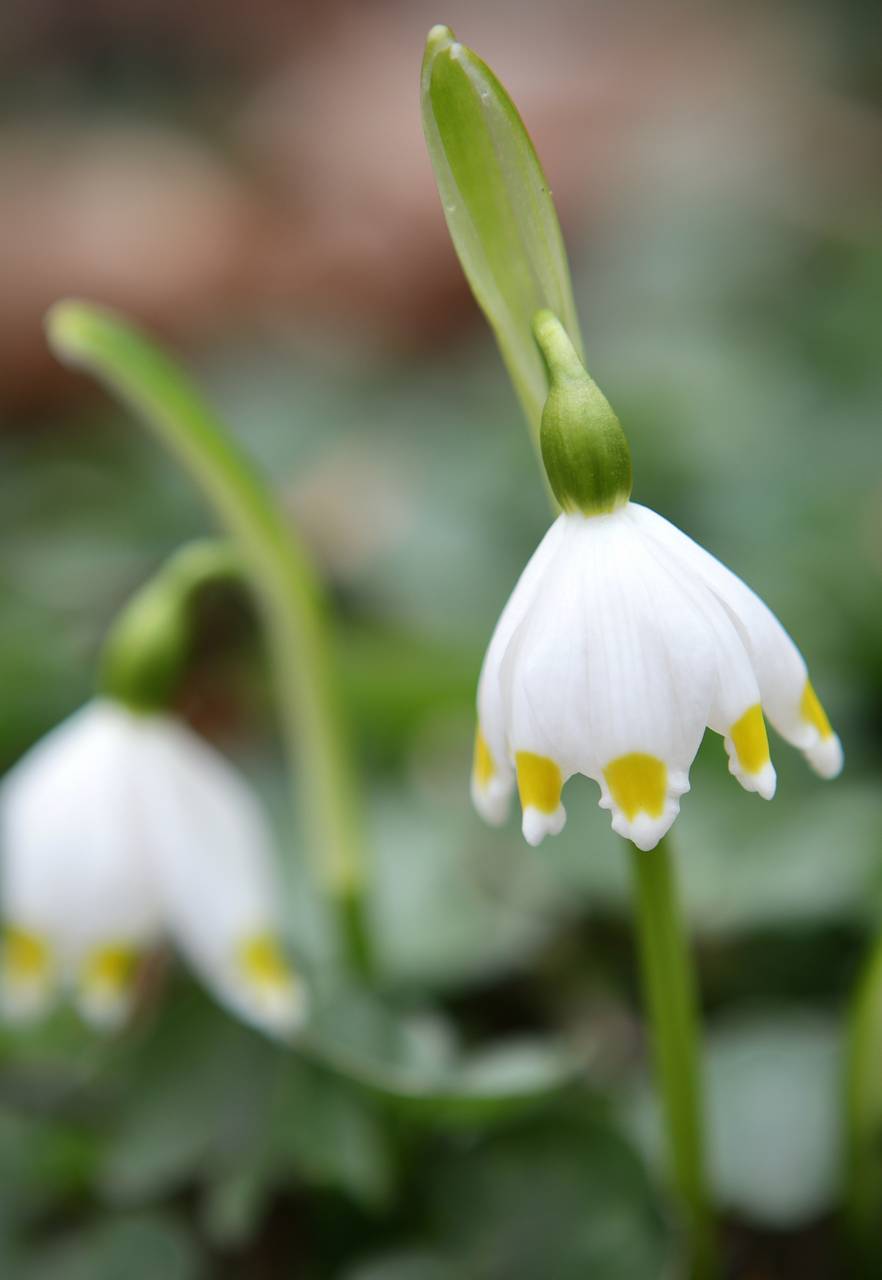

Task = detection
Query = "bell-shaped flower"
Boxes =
[471,314,843,852]
[0,699,306,1036]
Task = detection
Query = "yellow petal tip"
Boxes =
[603,753,667,821]
[515,751,563,815]
[473,727,496,788]
[801,680,834,740]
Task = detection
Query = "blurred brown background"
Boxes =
[3,0,879,411]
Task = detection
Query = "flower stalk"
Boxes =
[844,934,882,1273]
[46,301,371,975]
[630,838,716,1279]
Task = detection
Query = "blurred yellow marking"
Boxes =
[801,680,833,739]
[729,704,770,774]
[515,752,562,813]
[473,728,495,787]
[84,945,137,993]
[239,935,291,989]
[3,927,49,980]
[604,754,667,820]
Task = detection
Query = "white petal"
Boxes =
[0,929,56,1024]
[630,504,842,776]
[73,944,142,1031]
[521,802,567,846]
[0,700,163,1027]
[473,516,567,823]
[136,717,307,1037]
[76,989,130,1030]
[469,770,512,827]
[804,733,844,780]
[635,520,776,800]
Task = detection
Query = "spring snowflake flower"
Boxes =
[0,699,306,1035]
[470,313,842,853]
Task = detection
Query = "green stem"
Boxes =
[46,300,370,975]
[629,837,716,1279]
[844,933,882,1273]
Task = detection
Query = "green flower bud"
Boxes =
[533,310,632,516]
[100,539,239,713]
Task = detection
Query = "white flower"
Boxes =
[0,699,306,1036]
[472,503,843,853]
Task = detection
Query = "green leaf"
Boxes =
[421,25,582,441]
[707,1014,842,1226]
[199,1164,268,1250]
[79,979,577,1230]
[96,985,394,1217]
[343,1254,459,1280]
[411,1038,588,1126]
[18,1213,201,1280]
[300,987,586,1116]
[422,1110,674,1280]
[96,995,276,1205]
[0,1107,97,1243]
[367,789,554,991]
[269,1057,394,1209]
[626,1012,842,1228]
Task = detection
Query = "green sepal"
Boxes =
[533,310,632,516]
[421,25,583,443]
[99,540,240,714]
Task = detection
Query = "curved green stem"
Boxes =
[844,933,882,1273]
[47,300,370,975]
[630,837,716,1279]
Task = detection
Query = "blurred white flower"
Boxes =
[0,699,306,1036]
[472,504,843,853]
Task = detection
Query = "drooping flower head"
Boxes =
[471,312,842,852]
[0,699,306,1036]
